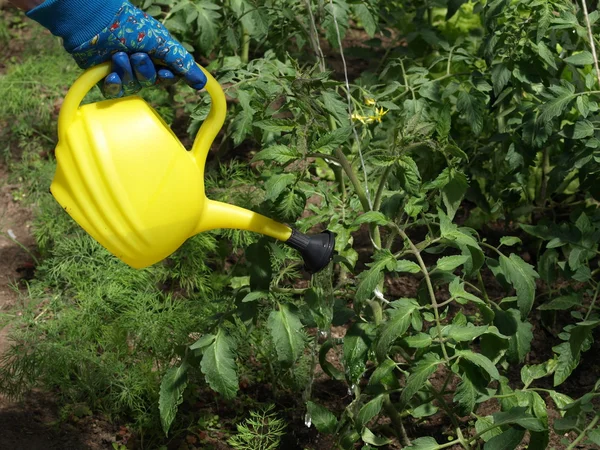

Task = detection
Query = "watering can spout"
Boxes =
[197,201,335,273]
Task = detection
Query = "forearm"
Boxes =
[8,0,44,11]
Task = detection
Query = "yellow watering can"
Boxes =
[51,61,334,273]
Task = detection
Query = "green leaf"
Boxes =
[252,145,299,164]
[368,359,397,387]
[447,325,489,342]
[159,361,189,435]
[539,82,576,123]
[402,333,432,348]
[483,427,526,450]
[241,291,268,303]
[376,299,419,360]
[306,401,338,434]
[357,395,384,427]
[322,91,348,125]
[353,3,376,36]
[355,255,392,303]
[200,328,238,399]
[587,429,600,445]
[190,334,215,351]
[311,126,352,153]
[548,390,574,412]
[361,427,391,446]
[507,309,533,363]
[538,294,581,310]
[449,278,485,305]
[353,211,390,226]
[571,119,595,139]
[264,173,295,201]
[520,362,550,386]
[475,416,502,442]
[395,260,421,273]
[457,89,486,134]
[268,303,305,365]
[537,42,557,69]
[456,350,500,380]
[405,436,439,449]
[193,1,221,53]
[553,341,579,386]
[491,63,511,96]
[564,51,594,66]
[254,119,295,132]
[400,353,441,405]
[454,370,479,414]
[499,254,539,318]
[500,237,522,247]
[442,169,468,220]
[492,407,545,431]
[344,322,374,385]
[436,255,469,272]
[577,95,591,118]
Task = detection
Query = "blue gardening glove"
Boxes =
[26,0,207,98]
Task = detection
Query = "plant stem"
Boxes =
[476,272,491,304]
[566,414,599,450]
[539,145,550,207]
[334,148,371,213]
[581,0,600,89]
[585,282,600,320]
[383,396,411,447]
[394,225,449,361]
[373,165,393,212]
[241,26,250,64]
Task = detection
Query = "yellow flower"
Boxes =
[352,113,372,124]
[367,107,388,123]
[365,97,376,106]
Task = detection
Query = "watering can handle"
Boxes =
[57,61,227,166]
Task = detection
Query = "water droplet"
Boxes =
[304,412,312,428]
[319,330,327,338]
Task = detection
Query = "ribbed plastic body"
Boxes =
[52,62,292,268]
[51,97,204,268]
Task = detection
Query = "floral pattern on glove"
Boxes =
[70,2,206,89]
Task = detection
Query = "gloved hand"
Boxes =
[27,0,206,98]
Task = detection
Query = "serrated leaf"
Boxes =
[268,303,304,365]
[254,118,295,132]
[553,341,579,386]
[572,119,595,139]
[311,126,352,153]
[357,396,384,427]
[159,361,189,435]
[306,401,338,434]
[538,294,581,310]
[537,42,557,69]
[447,325,489,342]
[395,260,421,273]
[264,173,295,201]
[200,329,238,399]
[491,63,511,96]
[507,309,533,363]
[353,211,390,226]
[499,254,539,318]
[344,322,374,384]
[456,350,500,380]
[252,145,299,164]
[322,91,348,125]
[193,2,221,53]
[564,51,594,66]
[577,95,591,118]
[376,299,419,360]
[454,371,479,414]
[436,255,469,271]
[483,427,526,450]
[520,363,550,386]
[402,333,432,348]
[457,89,486,134]
[491,407,545,431]
[400,353,441,405]
[539,83,576,123]
[475,416,502,442]
[368,359,397,387]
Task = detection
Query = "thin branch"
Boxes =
[581,0,600,88]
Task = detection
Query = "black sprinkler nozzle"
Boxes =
[285,229,335,274]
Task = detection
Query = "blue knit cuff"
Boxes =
[27,0,125,51]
